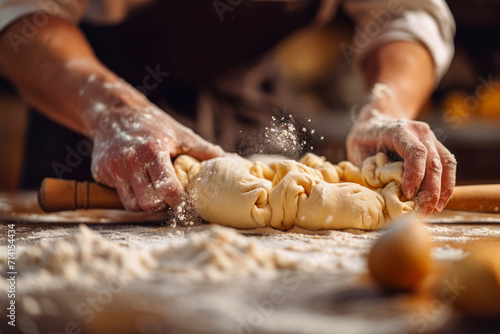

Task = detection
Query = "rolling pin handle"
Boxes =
[38,178,123,212]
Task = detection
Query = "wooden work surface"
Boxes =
[1,191,500,334]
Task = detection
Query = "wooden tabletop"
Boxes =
[1,191,500,334]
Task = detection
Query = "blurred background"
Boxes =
[0,0,499,190]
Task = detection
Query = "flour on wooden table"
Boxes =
[0,225,303,293]
[2,220,495,296]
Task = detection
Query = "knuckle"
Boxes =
[430,157,442,172]
[157,186,181,203]
[443,155,458,170]
[140,200,166,212]
[122,196,140,211]
[133,172,149,185]
[394,118,407,127]
[417,190,440,207]
[393,119,407,133]
[141,143,155,154]
[154,177,176,192]
[415,122,431,133]
[411,143,427,158]
[159,182,184,203]
[441,184,455,199]
[122,148,137,162]
[136,190,162,211]
[136,142,158,158]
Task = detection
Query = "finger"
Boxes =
[346,128,376,166]
[148,150,186,209]
[181,132,224,161]
[129,166,167,212]
[113,170,141,211]
[434,140,457,211]
[91,162,114,187]
[91,152,114,186]
[346,138,373,167]
[389,129,427,199]
[415,136,443,217]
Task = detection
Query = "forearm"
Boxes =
[360,41,435,119]
[0,14,223,212]
[348,40,456,216]
[0,15,142,137]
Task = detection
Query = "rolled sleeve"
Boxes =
[342,0,456,82]
[0,0,89,33]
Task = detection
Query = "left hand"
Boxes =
[346,97,457,217]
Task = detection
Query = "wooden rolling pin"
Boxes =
[38,178,123,212]
[38,178,500,213]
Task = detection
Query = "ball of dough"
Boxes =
[444,243,500,317]
[368,214,431,290]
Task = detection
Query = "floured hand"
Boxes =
[346,98,456,218]
[85,90,223,212]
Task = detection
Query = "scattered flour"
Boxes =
[262,114,321,157]
[0,225,303,293]
[0,225,154,292]
[0,220,495,296]
[264,115,300,154]
[153,226,295,282]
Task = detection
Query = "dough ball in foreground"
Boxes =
[368,214,432,291]
[444,243,500,318]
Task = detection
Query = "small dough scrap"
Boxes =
[172,151,414,231]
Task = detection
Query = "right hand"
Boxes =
[89,101,223,212]
[346,100,457,218]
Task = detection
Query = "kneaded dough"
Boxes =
[174,152,414,230]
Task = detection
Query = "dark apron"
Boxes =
[22,0,329,188]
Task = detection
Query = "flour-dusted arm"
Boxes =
[342,0,457,217]
[0,1,223,212]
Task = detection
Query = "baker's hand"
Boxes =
[88,102,223,212]
[346,99,457,217]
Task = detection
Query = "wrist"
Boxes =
[352,83,406,123]
[81,77,153,139]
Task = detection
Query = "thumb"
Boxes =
[184,135,225,161]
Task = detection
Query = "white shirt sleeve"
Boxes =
[0,0,89,33]
[341,0,456,82]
